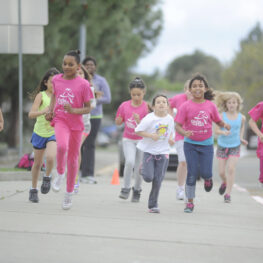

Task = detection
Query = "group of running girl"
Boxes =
[26,48,263,213]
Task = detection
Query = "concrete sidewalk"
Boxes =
[0,175,263,263]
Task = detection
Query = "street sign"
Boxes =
[0,25,44,54]
[0,0,48,25]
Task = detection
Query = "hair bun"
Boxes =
[76,49,81,55]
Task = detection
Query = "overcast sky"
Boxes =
[135,0,263,74]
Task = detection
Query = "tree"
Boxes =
[222,23,263,114]
[0,0,163,146]
[165,50,223,89]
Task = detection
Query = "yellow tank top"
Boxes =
[33,91,55,137]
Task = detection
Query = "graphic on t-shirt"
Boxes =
[156,123,168,139]
[57,88,75,111]
[125,117,137,135]
[191,111,208,127]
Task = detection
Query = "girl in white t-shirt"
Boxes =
[115,77,149,202]
[135,95,175,213]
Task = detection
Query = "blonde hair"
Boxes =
[215,91,243,112]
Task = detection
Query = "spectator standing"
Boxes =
[81,56,111,184]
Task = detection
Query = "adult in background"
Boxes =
[81,56,111,184]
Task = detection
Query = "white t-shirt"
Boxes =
[135,112,175,155]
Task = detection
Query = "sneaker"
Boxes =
[219,182,226,195]
[149,207,160,213]
[119,188,131,200]
[184,202,194,213]
[176,187,185,200]
[41,176,51,194]
[62,192,73,210]
[80,176,97,184]
[29,189,39,203]
[204,178,213,192]
[74,179,80,194]
[224,194,231,203]
[131,187,142,202]
[52,173,65,192]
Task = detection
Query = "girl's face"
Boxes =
[62,55,79,79]
[190,80,207,100]
[226,97,238,112]
[153,96,168,114]
[130,88,145,105]
[77,67,85,79]
[45,76,54,93]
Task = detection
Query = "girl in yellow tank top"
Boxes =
[28,68,60,203]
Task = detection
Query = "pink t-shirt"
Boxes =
[169,93,188,141]
[52,74,93,131]
[175,100,221,141]
[116,100,148,140]
[248,101,263,157]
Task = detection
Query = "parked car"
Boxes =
[246,126,258,150]
[118,139,178,177]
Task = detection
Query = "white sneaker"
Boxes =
[176,187,185,200]
[52,173,65,192]
[62,192,73,210]
[80,176,97,184]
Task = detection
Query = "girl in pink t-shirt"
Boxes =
[168,80,191,200]
[175,73,230,213]
[248,102,263,186]
[115,77,149,202]
[46,50,93,210]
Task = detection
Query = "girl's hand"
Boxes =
[224,123,231,130]
[64,103,73,113]
[241,138,248,146]
[42,107,50,115]
[259,133,263,143]
[223,130,231,136]
[169,138,175,146]
[95,90,103,99]
[150,133,159,141]
[133,113,140,124]
[184,130,193,138]
[45,111,54,121]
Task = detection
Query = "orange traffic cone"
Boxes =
[111,168,120,185]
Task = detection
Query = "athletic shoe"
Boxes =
[224,194,231,203]
[80,176,97,184]
[176,187,185,200]
[52,173,65,192]
[131,187,141,202]
[119,188,131,200]
[29,189,39,203]
[41,176,51,194]
[219,182,226,195]
[204,178,213,192]
[184,202,194,213]
[149,207,160,213]
[62,192,73,210]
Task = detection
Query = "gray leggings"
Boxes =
[122,138,143,190]
[140,152,169,209]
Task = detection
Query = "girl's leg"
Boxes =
[218,158,227,183]
[177,161,187,187]
[55,122,70,175]
[122,139,137,189]
[148,155,169,209]
[184,143,199,201]
[140,152,155,183]
[31,148,45,188]
[225,156,239,195]
[66,130,83,193]
[133,148,143,190]
[44,141,56,177]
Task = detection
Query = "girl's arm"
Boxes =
[240,115,248,145]
[115,116,123,126]
[0,108,4,131]
[175,122,193,138]
[168,133,175,146]
[28,93,48,119]
[64,101,91,115]
[216,120,231,131]
[249,118,263,142]
[135,131,159,141]
[45,93,56,121]
[214,114,231,136]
